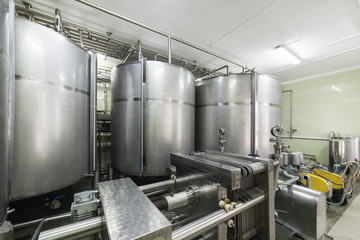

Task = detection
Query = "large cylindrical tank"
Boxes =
[111,61,195,176]
[346,138,360,162]
[195,74,281,158]
[0,0,11,222]
[329,138,347,171]
[11,18,90,200]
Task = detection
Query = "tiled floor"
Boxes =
[327,193,360,239]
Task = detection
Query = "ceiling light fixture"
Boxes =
[275,46,301,65]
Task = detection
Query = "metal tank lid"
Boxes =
[16,17,90,56]
[258,74,281,82]
[113,60,195,78]
[195,73,251,87]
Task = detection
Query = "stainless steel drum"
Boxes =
[346,138,360,162]
[290,152,304,166]
[11,18,90,200]
[195,74,281,158]
[329,138,347,171]
[0,0,12,222]
[111,61,195,176]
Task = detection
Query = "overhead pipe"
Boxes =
[282,136,330,141]
[16,5,214,74]
[74,0,249,71]
[198,65,229,79]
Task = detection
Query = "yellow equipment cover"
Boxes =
[299,172,330,193]
[312,168,343,190]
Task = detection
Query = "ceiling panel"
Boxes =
[17,0,360,82]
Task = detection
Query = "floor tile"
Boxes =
[328,215,360,239]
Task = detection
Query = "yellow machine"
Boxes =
[299,169,344,193]
[299,172,330,193]
[312,169,344,190]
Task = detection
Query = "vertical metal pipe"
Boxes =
[168,36,172,64]
[79,29,84,48]
[139,58,146,175]
[8,0,15,216]
[54,9,64,33]
[250,71,257,156]
[138,39,142,60]
[89,51,98,186]
[281,90,293,137]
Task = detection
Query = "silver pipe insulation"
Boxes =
[172,194,265,240]
[38,216,106,240]
[74,0,249,71]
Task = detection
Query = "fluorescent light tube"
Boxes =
[275,46,301,65]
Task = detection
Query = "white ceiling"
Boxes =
[19,0,360,82]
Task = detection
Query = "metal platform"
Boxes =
[98,178,171,240]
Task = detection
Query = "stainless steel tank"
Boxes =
[329,138,347,171]
[290,152,304,166]
[195,74,281,158]
[0,0,12,222]
[11,18,90,200]
[111,61,195,176]
[346,138,360,162]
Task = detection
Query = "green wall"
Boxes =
[281,68,360,165]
